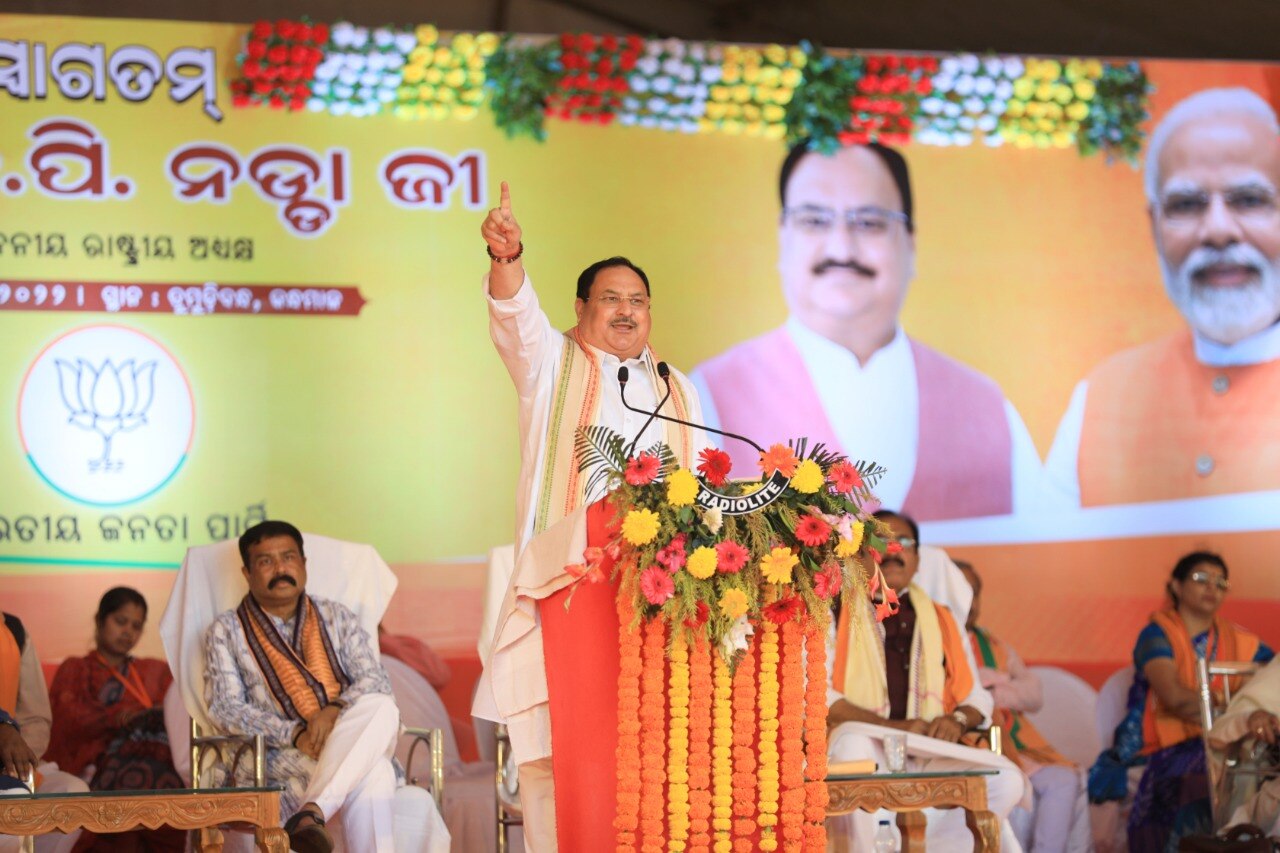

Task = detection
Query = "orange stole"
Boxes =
[1078,329,1280,505]
[237,596,348,722]
[969,627,1072,768]
[0,619,20,718]
[1140,609,1260,755]
[540,500,624,852]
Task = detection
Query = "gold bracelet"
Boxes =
[487,241,523,263]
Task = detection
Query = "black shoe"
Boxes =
[283,808,334,853]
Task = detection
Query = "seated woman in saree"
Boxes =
[1087,551,1273,852]
[45,587,185,852]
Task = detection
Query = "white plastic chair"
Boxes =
[1026,665,1101,768]
[1096,665,1135,749]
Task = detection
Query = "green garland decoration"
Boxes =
[1077,61,1153,165]
[484,35,561,141]
[783,41,862,154]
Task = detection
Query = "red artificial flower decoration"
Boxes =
[252,20,273,39]
[794,515,832,548]
[758,443,799,478]
[697,448,733,486]
[577,33,595,53]
[267,45,288,64]
[311,23,330,43]
[602,34,619,52]
[559,32,576,50]
[246,40,267,60]
[275,19,295,39]
[715,541,749,574]
[625,452,661,486]
[242,60,262,79]
[763,596,803,625]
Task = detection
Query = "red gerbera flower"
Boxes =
[697,447,733,486]
[640,565,674,605]
[794,515,832,548]
[758,443,798,478]
[715,540,749,574]
[625,452,660,486]
[683,600,710,629]
[763,596,803,625]
[826,461,863,494]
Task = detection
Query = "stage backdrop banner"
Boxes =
[2,13,1280,672]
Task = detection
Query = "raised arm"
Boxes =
[482,181,524,299]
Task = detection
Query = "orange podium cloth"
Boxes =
[539,499,623,851]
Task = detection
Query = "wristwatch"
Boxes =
[950,710,970,730]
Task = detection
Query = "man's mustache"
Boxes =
[268,575,298,589]
[881,556,905,569]
[814,258,877,277]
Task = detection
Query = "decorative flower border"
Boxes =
[232,21,1154,162]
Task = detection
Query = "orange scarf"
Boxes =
[969,626,1072,768]
[236,595,350,722]
[0,620,20,717]
[1140,608,1259,755]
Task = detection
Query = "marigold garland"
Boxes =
[615,588,643,849]
[730,640,758,851]
[711,653,734,853]
[803,622,830,849]
[640,618,668,850]
[668,632,692,851]
[687,636,714,853]
[779,621,807,851]
[756,619,781,851]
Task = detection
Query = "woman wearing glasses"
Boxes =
[1087,552,1273,852]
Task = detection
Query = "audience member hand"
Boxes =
[0,724,36,781]
[924,715,965,743]
[1247,710,1280,745]
[302,705,342,755]
[898,718,930,736]
[481,181,521,259]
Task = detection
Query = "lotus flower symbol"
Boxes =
[54,358,157,469]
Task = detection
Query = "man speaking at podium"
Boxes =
[475,181,709,849]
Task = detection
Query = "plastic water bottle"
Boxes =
[873,819,898,852]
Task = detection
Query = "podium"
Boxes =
[497,438,886,852]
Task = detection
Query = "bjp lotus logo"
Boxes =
[18,325,194,506]
[55,358,157,470]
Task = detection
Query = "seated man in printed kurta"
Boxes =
[203,520,445,853]
[826,510,1028,851]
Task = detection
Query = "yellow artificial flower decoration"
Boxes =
[425,67,444,84]
[746,121,765,136]
[438,87,457,103]
[705,102,727,119]
[697,117,716,133]
[791,459,824,494]
[1053,83,1074,105]
[1035,82,1055,102]
[759,65,781,86]
[721,65,741,84]
[763,44,788,65]
[462,88,485,105]
[475,32,499,54]
[445,68,467,88]
[454,105,479,120]
[1012,78,1035,101]
[772,88,794,105]
[760,547,798,584]
[743,103,762,121]
[742,65,761,84]
[417,83,436,100]
[416,24,439,45]
[1052,130,1075,148]
[835,521,865,558]
[779,67,802,88]
[1073,79,1097,101]
[667,468,700,507]
[410,46,433,66]
[764,123,786,140]
[1006,100,1026,118]
[452,33,475,55]
[709,85,730,102]
[687,546,718,579]
[719,587,749,619]
[1083,58,1104,78]
[1039,58,1062,80]
[622,508,661,546]
[403,66,426,84]
[789,47,807,67]
[762,104,785,123]
[732,84,752,103]
[1066,101,1090,121]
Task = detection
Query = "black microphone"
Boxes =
[624,362,674,458]
[618,362,765,454]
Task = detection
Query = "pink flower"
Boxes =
[813,562,842,599]
[715,540,749,574]
[794,514,833,548]
[655,534,688,573]
[827,461,863,494]
[625,452,661,486]
[639,565,674,605]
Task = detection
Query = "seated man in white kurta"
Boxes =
[204,520,422,853]
[826,510,1028,851]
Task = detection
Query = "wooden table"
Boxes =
[0,786,288,852]
[826,770,1000,851]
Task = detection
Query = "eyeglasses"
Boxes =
[1158,186,1279,226]
[783,205,910,237]
[1188,570,1230,592]
[885,536,917,551]
[587,294,651,310]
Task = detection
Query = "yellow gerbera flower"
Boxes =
[760,547,798,584]
[790,459,824,494]
[622,508,661,546]
[687,546,718,579]
[719,587,748,619]
[667,468,700,507]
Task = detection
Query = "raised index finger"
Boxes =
[500,181,512,216]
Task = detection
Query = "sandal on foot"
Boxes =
[283,808,334,853]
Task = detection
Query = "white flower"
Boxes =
[995,79,1014,99]
[377,87,396,103]
[700,66,721,84]
[932,74,954,94]
[334,83,354,99]
[306,97,326,112]
[959,53,980,74]
[659,118,677,131]
[662,57,683,76]
[350,26,369,49]
[988,97,1008,115]
[356,85,374,102]
[342,52,365,71]
[703,506,723,535]
[940,56,961,77]
[382,72,400,87]
[645,39,663,57]
[367,53,387,72]
[331,22,356,48]
[681,119,699,133]
[338,68,359,86]
[329,100,351,115]
[622,96,640,110]
[1003,57,1024,78]
[953,75,975,96]
[689,43,706,62]
[314,64,337,82]
[974,76,995,96]
[373,27,394,48]
[619,113,638,126]
[953,131,974,146]
[394,32,417,54]
[958,115,976,130]
[977,114,998,132]
[673,83,691,99]
[720,614,755,660]
[963,96,986,114]
[312,80,331,96]
[664,38,684,57]
[707,44,724,62]
[681,65,696,83]
[943,101,962,118]
[651,76,674,94]
[639,115,658,128]
[694,83,710,99]
[636,56,661,77]
[920,96,944,115]
[385,53,404,70]
[984,133,1005,147]
[647,96,667,113]
[631,77,650,93]
[983,56,1004,77]
[360,71,381,87]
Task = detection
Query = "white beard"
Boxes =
[1160,241,1280,345]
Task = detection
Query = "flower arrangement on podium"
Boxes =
[571,427,892,852]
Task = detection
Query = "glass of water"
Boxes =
[884,733,907,773]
